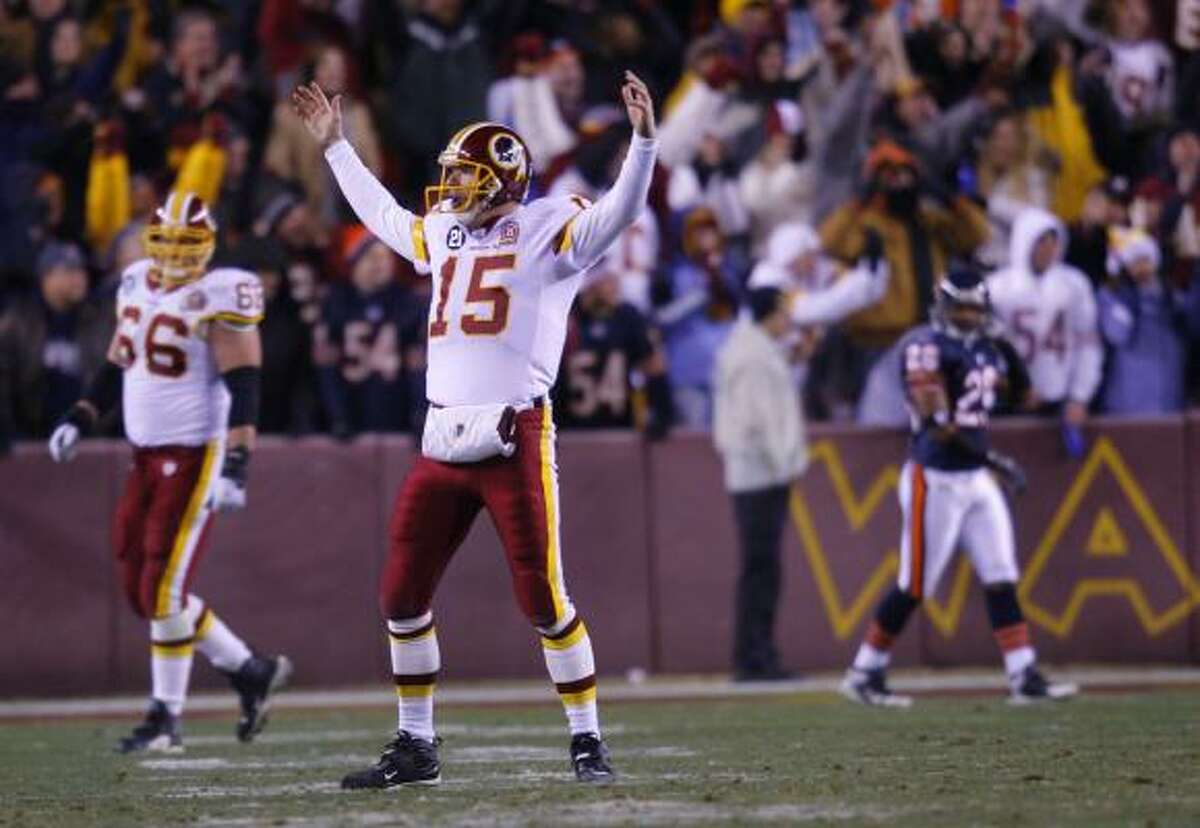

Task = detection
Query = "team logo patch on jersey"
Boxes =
[498,220,519,246]
[447,225,466,250]
[184,290,208,311]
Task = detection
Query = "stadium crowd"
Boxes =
[3,0,1200,450]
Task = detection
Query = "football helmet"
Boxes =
[933,266,990,340]
[142,191,217,287]
[424,122,531,221]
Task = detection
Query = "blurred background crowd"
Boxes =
[3,0,1200,451]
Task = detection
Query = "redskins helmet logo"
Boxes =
[488,133,524,171]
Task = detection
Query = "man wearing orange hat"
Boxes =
[819,139,989,417]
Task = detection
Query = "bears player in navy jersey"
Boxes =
[841,268,1078,707]
[554,263,672,436]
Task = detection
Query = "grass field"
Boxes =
[1,688,1198,827]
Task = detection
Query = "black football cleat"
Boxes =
[570,732,615,784]
[1009,665,1078,704]
[840,667,913,708]
[116,699,183,754]
[341,731,441,789]
[229,654,293,742]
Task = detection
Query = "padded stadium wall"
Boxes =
[2,417,1198,697]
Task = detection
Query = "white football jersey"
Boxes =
[988,208,1102,405]
[324,133,658,408]
[115,260,264,447]
[417,198,594,405]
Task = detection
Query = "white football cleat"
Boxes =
[1009,666,1079,704]
[840,667,913,708]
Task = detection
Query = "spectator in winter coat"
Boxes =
[0,242,111,451]
[228,237,316,435]
[738,101,814,257]
[389,0,492,204]
[713,286,808,682]
[989,207,1103,438]
[1066,178,1131,285]
[819,141,988,411]
[1098,228,1200,414]
[1155,127,1200,287]
[749,221,890,412]
[655,207,742,428]
[1103,0,1174,126]
[314,228,426,438]
[265,45,383,230]
[973,112,1054,268]
[748,222,890,334]
[667,133,750,246]
[554,262,673,439]
[486,37,577,170]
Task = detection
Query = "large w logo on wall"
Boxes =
[791,437,1200,641]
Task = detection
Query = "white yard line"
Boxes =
[137,745,695,775]
[2,667,1197,719]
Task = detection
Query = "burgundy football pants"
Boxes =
[112,442,219,619]
[381,404,573,630]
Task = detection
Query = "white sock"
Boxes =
[388,614,439,742]
[541,615,600,736]
[1004,646,1036,679]
[150,613,194,716]
[852,642,890,672]
[189,595,252,673]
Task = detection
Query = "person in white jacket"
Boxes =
[988,207,1102,449]
[713,286,808,682]
[747,221,890,397]
[748,222,890,328]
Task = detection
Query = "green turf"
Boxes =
[1,692,1198,827]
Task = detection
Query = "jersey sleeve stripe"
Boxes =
[553,198,592,255]
[553,219,575,255]
[412,217,430,263]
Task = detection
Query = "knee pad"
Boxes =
[877,585,921,636]
[984,582,1023,630]
[387,612,434,637]
[183,595,205,625]
[150,611,193,642]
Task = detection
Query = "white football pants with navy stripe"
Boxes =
[897,462,1019,599]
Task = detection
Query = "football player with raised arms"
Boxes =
[47,193,291,752]
[292,70,658,786]
[840,268,1079,707]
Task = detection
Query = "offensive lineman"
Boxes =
[840,268,1078,707]
[48,193,291,751]
[291,71,658,785]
